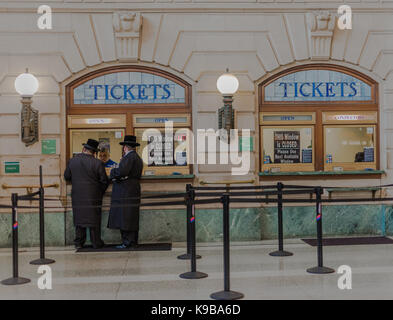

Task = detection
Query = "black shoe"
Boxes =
[92,243,105,249]
[75,244,84,250]
[116,244,129,249]
[129,242,138,248]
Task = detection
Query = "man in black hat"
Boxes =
[108,135,143,248]
[64,139,109,249]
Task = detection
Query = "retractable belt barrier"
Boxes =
[29,166,56,266]
[1,193,30,286]
[306,187,335,274]
[177,184,201,261]
[210,193,244,300]
[269,182,293,257]
[1,166,56,286]
[4,170,393,298]
[192,185,277,190]
[179,187,207,279]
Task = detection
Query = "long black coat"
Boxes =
[64,153,109,227]
[108,150,143,231]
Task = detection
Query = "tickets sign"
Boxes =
[73,71,186,105]
[264,70,372,102]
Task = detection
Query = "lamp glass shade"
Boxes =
[216,73,239,95]
[15,72,39,97]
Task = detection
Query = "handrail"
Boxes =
[199,180,255,185]
[2,183,59,195]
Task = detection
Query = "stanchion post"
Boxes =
[270,182,293,257]
[210,193,244,300]
[1,193,30,285]
[30,166,55,265]
[179,189,208,279]
[178,184,201,260]
[306,187,335,274]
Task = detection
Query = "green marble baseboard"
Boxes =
[64,208,261,245]
[0,212,65,248]
[259,170,385,176]
[0,204,391,247]
[260,204,387,239]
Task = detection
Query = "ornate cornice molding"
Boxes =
[306,11,336,60]
[113,12,142,62]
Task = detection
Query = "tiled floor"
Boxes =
[0,239,392,300]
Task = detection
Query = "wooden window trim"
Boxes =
[323,124,377,171]
[260,125,315,172]
[258,64,379,174]
[65,66,193,177]
[259,63,378,108]
[66,65,191,111]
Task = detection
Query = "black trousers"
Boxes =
[120,230,138,247]
[75,226,104,248]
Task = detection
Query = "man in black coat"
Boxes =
[108,135,143,248]
[64,139,109,249]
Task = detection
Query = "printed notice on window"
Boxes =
[274,131,300,163]
[147,133,174,166]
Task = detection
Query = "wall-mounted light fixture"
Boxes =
[217,69,239,141]
[15,69,39,146]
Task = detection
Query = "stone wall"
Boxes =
[1,1,393,246]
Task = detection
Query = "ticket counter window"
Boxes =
[323,112,377,171]
[260,113,315,173]
[324,126,376,170]
[261,127,314,172]
[66,66,193,179]
[133,114,191,176]
[68,114,127,175]
[70,129,124,159]
[259,65,379,175]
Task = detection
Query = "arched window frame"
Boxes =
[258,63,380,176]
[65,65,193,177]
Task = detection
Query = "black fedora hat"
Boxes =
[120,135,140,147]
[82,139,100,152]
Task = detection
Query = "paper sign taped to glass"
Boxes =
[274,131,301,164]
